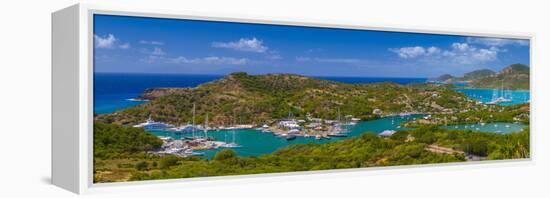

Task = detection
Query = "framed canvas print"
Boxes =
[52,4,533,194]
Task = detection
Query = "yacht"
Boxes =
[285,133,297,140]
[220,113,242,148]
[220,142,241,148]
[168,124,195,133]
[487,97,512,105]
[487,82,513,105]
[261,125,272,133]
[379,130,396,137]
[133,116,174,130]
[328,133,348,137]
[288,129,300,134]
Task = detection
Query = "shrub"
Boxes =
[213,149,237,161]
[135,161,149,171]
[159,155,180,169]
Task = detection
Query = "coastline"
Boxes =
[455,87,530,92]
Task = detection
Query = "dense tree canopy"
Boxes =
[94,122,529,183]
[94,122,163,159]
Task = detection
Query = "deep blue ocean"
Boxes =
[94,73,429,114]
[94,73,223,114]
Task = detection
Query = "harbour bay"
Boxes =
[149,114,424,159]
[94,73,529,159]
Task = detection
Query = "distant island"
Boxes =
[432,64,530,90]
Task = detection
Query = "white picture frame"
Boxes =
[52,3,534,194]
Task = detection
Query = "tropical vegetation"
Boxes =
[96,72,478,126]
[93,122,529,183]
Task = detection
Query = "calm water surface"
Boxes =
[149,115,421,159]
[149,115,526,159]
[454,88,530,106]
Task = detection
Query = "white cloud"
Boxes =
[118,43,131,49]
[94,34,130,49]
[139,40,164,45]
[447,42,498,64]
[426,47,441,55]
[140,44,248,65]
[390,42,499,65]
[452,43,470,51]
[94,34,117,49]
[296,57,363,64]
[389,46,429,58]
[165,56,248,65]
[466,37,529,47]
[212,37,268,53]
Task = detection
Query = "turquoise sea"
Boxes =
[149,115,423,159]
[150,116,526,159]
[440,122,526,134]
[454,88,530,106]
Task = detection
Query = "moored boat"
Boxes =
[133,115,174,130]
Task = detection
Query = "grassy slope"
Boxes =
[469,64,530,90]
[96,72,477,126]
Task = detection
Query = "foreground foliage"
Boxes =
[93,123,529,183]
[94,122,162,159]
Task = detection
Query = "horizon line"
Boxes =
[94,71,433,79]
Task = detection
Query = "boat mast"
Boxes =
[192,103,196,138]
[337,107,341,122]
[501,80,508,99]
[233,111,237,144]
[204,113,209,138]
[288,108,292,120]
[233,126,236,144]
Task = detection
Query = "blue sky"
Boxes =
[94,14,530,78]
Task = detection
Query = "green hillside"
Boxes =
[463,69,496,80]
[434,74,455,82]
[469,64,530,90]
[96,72,478,126]
[94,122,163,159]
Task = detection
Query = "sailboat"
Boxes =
[487,81,512,105]
[220,112,242,148]
[328,107,348,137]
[200,113,214,141]
[182,103,199,140]
[192,103,196,139]
[204,114,209,136]
[169,106,195,134]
